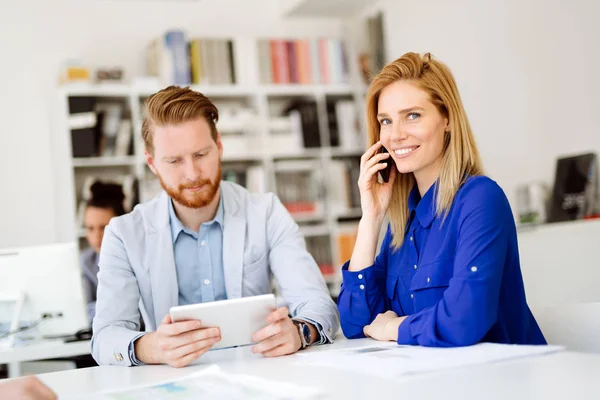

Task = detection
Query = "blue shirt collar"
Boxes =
[408,182,437,228]
[168,194,224,243]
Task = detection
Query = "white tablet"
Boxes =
[169,294,276,350]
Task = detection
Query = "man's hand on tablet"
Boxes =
[251,307,311,357]
[135,315,221,368]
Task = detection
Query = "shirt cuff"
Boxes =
[397,315,418,345]
[341,261,377,292]
[128,332,148,366]
[293,317,328,345]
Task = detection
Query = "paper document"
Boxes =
[73,365,322,400]
[297,342,564,379]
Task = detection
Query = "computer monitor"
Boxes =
[0,242,89,339]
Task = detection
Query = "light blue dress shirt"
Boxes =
[168,196,226,305]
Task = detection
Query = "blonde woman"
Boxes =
[338,53,546,346]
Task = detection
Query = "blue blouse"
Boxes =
[338,176,546,346]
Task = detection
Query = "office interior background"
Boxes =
[1,0,599,378]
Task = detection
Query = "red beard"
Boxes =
[158,164,222,209]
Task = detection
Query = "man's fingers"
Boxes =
[162,314,172,324]
[162,327,220,351]
[170,347,209,368]
[162,320,203,336]
[170,337,219,360]
[253,321,282,343]
[251,332,285,354]
[261,343,289,358]
[172,327,220,350]
[267,307,289,324]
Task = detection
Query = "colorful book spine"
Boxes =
[164,30,191,85]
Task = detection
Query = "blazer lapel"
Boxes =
[222,184,245,299]
[147,192,179,325]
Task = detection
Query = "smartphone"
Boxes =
[378,146,394,183]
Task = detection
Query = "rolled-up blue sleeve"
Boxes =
[128,333,147,366]
[397,184,509,346]
[338,228,392,339]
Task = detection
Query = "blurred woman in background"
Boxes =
[81,181,125,323]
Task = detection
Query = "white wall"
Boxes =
[3,0,598,247]
[377,0,600,209]
[0,0,343,247]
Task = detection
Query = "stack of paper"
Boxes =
[75,365,322,400]
[297,342,564,379]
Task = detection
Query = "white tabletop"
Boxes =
[0,339,91,363]
[38,338,600,400]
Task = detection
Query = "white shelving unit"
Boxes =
[59,36,368,296]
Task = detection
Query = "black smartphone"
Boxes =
[378,146,394,183]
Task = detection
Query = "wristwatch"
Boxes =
[293,320,312,349]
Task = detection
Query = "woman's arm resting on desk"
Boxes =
[364,311,407,341]
[338,227,394,338]
[337,142,398,338]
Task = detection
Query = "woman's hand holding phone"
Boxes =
[358,141,397,223]
[348,141,397,272]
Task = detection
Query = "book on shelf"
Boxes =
[329,159,361,214]
[189,38,236,85]
[283,99,321,148]
[147,30,237,86]
[223,166,266,194]
[275,98,359,151]
[218,105,261,158]
[275,167,322,216]
[146,30,190,86]
[305,236,334,277]
[258,38,349,85]
[364,12,386,83]
[139,176,163,204]
[336,223,359,265]
[97,102,133,157]
[326,99,361,149]
[114,119,133,156]
[265,114,304,154]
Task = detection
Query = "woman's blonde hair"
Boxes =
[366,52,484,249]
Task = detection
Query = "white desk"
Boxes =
[37,338,600,400]
[0,339,91,378]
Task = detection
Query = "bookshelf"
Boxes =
[59,35,367,297]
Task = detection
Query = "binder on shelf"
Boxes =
[284,100,321,148]
[305,236,334,278]
[68,97,100,158]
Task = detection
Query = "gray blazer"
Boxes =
[91,181,339,366]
